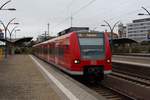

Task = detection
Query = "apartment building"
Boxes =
[126,18,150,42]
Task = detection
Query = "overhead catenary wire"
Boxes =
[55,0,97,27]
[87,8,144,32]
[56,0,139,27]
[55,0,150,32]
[66,0,75,9]
[72,0,96,16]
[88,5,150,29]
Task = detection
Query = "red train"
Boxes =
[33,28,112,80]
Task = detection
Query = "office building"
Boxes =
[127,18,150,42]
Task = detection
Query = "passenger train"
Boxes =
[33,27,112,80]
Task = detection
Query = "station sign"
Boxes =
[78,32,103,38]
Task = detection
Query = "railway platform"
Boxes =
[0,55,106,100]
[113,53,150,57]
[0,55,60,100]
[112,55,150,67]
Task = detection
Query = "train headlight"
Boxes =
[74,59,80,64]
[106,59,111,63]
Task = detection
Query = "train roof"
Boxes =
[33,31,73,47]
[58,27,89,36]
[33,30,104,47]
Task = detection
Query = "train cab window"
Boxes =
[78,32,105,59]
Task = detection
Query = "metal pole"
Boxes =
[0,0,11,10]
[45,31,46,40]
[141,6,150,15]
[15,30,16,39]
[71,15,73,27]
[14,29,21,39]
[5,18,15,58]
[104,20,113,49]
[0,18,15,58]
[103,20,120,51]
[48,23,50,36]
[8,26,18,41]
[0,1,16,11]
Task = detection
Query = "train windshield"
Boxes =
[78,32,105,59]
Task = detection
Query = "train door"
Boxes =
[47,44,49,61]
[41,45,43,58]
[55,42,59,64]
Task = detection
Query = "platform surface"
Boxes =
[0,55,60,100]
[112,55,150,67]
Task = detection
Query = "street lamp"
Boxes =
[11,22,19,25]
[7,22,20,40]
[0,0,16,11]
[7,26,19,55]
[14,29,21,39]
[0,8,16,11]
[101,20,120,51]
[0,18,16,58]
[138,6,150,16]
[8,26,18,41]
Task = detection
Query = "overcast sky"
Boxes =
[0,0,150,39]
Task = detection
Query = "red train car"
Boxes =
[33,30,112,80]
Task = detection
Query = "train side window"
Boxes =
[58,47,64,56]
[65,45,69,49]
[65,38,70,49]
[64,45,70,54]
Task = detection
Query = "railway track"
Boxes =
[74,77,134,100]
[112,61,150,85]
[112,70,150,86]
[112,62,150,80]
[100,72,149,100]
[113,54,150,57]
[110,56,150,99]
[103,71,150,100]
[86,83,134,100]
[75,66,150,100]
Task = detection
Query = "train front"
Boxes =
[70,31,112,80]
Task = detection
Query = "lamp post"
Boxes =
[138,6,150,16]
[101,20,120,51]
[47,23,50,36]
[138,7,150,41]
[14,29,21,39]
[0,0,16,11]
[7,26,19,55]
[7,22,19,40]
[0,18,16,58]
[70,15,73,27]
[8,26,18,41]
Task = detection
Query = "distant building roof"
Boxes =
[14,37,33,45]
[133,18,150,23]
[0,37,33,45]
[113,38,137,44]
